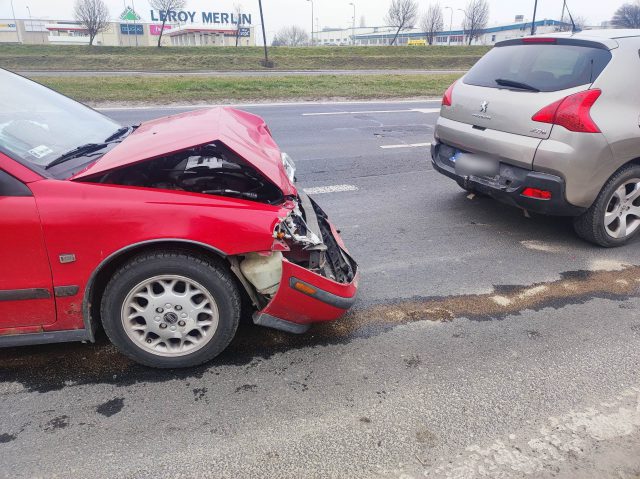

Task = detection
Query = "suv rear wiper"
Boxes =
[495,78,540,92]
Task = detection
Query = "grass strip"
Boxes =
[37,74,463,104]
[1,45,488,71]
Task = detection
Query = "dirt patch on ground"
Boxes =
[317,266,639,341]
[1,265,639,391]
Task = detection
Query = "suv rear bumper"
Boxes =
[431,141,586,217]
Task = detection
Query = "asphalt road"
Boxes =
[20,69,465,78]
[2,100,640,479]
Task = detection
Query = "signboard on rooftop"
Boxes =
[0,22,17,32]
[149,10,252,26]
[120,6,142,22]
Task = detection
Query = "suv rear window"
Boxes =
[463,44,612,92]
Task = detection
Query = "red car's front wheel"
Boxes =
[101,251,241,368]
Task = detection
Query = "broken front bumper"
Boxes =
[253,194,359,334]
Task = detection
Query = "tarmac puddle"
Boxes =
[1,265,639,391]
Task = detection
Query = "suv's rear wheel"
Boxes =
[573,164,640,247]
[101,251,240,368]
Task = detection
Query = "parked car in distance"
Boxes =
[0,69,358,368]
[431,30,640,247]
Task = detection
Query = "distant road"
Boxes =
[19,69,466,78]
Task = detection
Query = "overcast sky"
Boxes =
[1,0,621,42]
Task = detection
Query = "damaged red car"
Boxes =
[0,69,358,368]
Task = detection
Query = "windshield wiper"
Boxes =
[104,126,133,142]
[45,143,109,170]
[495,78,540,92]
[45,125,136,171]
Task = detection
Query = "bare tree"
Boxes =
[73,0,110,46]
[462,0,489,45]
[149,0,186,47]
[272,26,309,46]
[385,0,419,46]
[612,1,640,28]
[420,3,444,45]
[573,15,588,30]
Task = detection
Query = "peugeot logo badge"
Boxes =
[480,101,489,113]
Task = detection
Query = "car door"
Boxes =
[0,168,56,329]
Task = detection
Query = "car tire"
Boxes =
[573,164,640,247]
[101,251,240,368]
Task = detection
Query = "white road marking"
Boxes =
[409,108,442,114]
[302,107,440,117]
[303,184,359,195]
[380,142,432,149]
[303,109,414,116]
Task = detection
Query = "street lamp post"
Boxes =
[306,0,314,45]
[444,6,453,46]
[531,0,538,36]
[458,8,467,45]
[122,0,131,46]
[132,0,138,46]
[26,6,32,42]
[258,0,271,67]
[10,0,21,43]
[348,2,356,46]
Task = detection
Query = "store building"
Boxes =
[0,10,254,47]
[168,25,253,47]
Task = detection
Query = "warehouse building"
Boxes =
[314,18,571,47]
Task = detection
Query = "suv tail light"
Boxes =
[522,187,552,200]
[442,81,457,107]
[531,89,602,133]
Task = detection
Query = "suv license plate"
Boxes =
[454,153,499,177]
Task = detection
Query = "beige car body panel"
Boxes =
[435,116,542,170]
[434,30,640,210]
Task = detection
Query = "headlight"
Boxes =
[281,152,296,183]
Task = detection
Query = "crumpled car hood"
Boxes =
[71,107,297,197]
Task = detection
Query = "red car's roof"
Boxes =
[72,107,296,196]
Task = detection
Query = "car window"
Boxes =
[463,44,612,92]
[0,169,31,197]
[0,69,121,172]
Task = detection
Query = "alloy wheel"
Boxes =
[604,178,640,239]
[121,275,220,357]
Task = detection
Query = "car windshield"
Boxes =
[463,44,612,92]
[0,69,122,174]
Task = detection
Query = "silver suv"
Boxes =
[431,30,640,247]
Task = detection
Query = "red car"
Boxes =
[0,69,358,368]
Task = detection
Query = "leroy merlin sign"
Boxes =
[150,10,252,26]
[119,6,141,22]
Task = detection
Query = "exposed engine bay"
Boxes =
[91,142,284,205]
